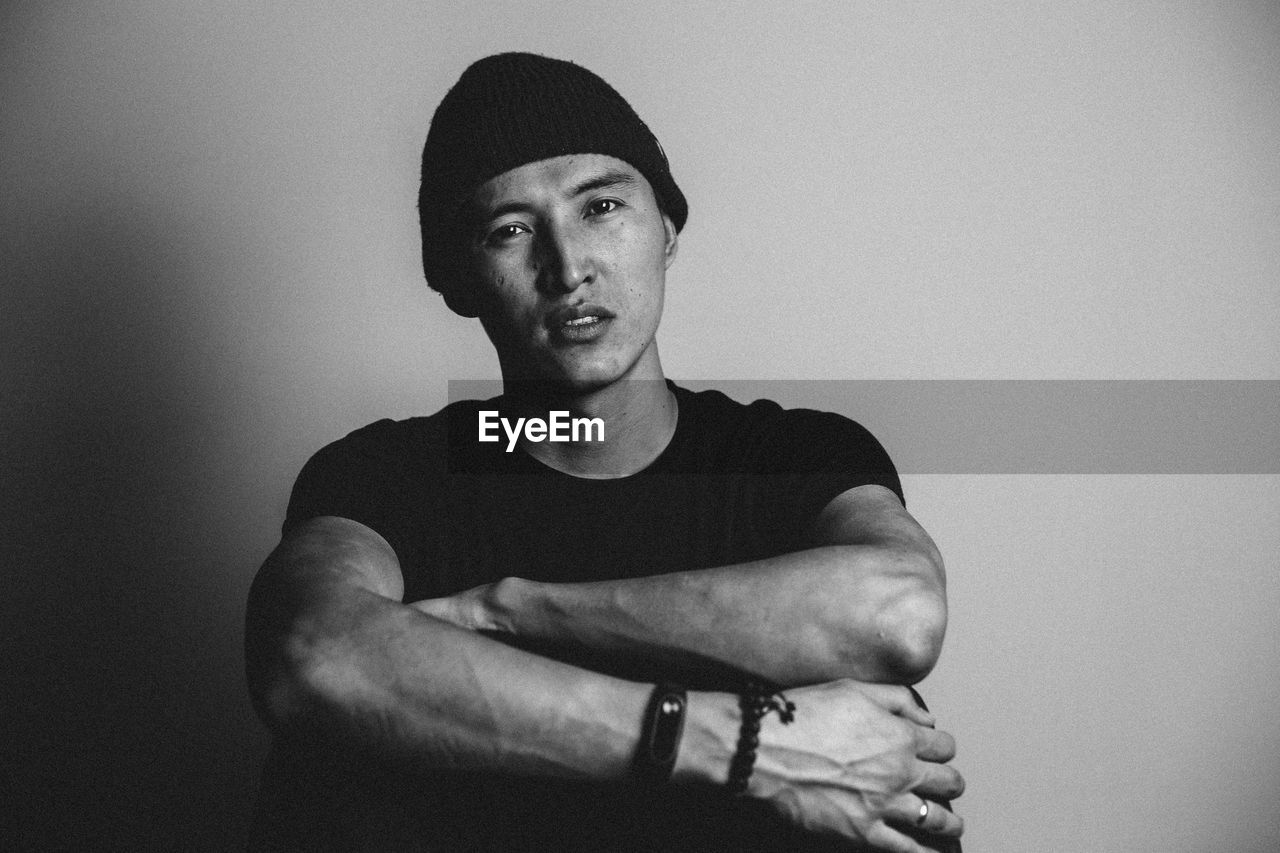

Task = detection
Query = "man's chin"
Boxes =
[502,345,655,396]
[498,366,618,397]
[521,354,631,392]
[540,370,620,396]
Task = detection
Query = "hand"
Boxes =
[408,583,504,632]
[750,679,964,852]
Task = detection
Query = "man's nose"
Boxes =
[537,223,594,295]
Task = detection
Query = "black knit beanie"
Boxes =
[418,52,688,294]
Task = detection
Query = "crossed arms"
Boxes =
[245,483,964,851]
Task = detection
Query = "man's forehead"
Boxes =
[472,154,648,213]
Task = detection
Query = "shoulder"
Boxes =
[284,399,491,523]
[671,383,887,466]
[305,399,485,467]
[668,381,903,505]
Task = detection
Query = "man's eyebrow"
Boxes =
[477,199,533,223]
[568,170,639,198]
[474,170,641,225]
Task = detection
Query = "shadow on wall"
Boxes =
[2,189,267,849]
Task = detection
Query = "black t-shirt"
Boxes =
[256,382,902,851]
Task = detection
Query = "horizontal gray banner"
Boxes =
[448,380,1279,474]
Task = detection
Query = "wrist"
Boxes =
[725,682,795,796]
[670,690,738,787]
[633,684,687,783]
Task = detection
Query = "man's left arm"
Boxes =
[411,483,946,687]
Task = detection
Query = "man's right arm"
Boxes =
[245,515,651,779]
[245,515,964,851]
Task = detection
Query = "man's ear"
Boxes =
[662,214,679,269]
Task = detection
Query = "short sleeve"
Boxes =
[282,419,430,572]
[760,407,904,538]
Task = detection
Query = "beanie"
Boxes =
[418,52,688,293]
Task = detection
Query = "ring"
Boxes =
[916,801,930,826]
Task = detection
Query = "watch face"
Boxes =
[638,685,687,782]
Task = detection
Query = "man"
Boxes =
[246,52,964,852]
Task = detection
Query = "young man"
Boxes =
[246,53,964,852]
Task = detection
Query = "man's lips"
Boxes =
[547,304,615,343]
[547,304,615,329]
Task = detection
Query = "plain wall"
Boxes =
[3,2,1277,849]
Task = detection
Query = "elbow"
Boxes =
[246,630,326,736]
[871,585,947,684]
[829,547,948,685]
[245,610,357,739]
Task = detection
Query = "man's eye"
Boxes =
[485,223,528,245]
[586,198,622,217]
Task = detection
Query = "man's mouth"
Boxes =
[549,307,614,343]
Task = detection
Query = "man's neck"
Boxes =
[501,375,678,479]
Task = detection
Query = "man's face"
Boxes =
[462,153,677,391]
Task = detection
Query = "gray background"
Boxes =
[3,2,1278,850]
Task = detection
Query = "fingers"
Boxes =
[900,702,936,729]
[912,760,965,801]
[863,820,948,853]
[913,725,956,763]
[886,796,964,840]
[856,683,936,728]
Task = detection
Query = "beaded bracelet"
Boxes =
[725,679,796,796]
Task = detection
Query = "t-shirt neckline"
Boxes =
[506,379,689,482]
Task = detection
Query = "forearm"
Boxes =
[412,484,946,687]
[246,517,651,780]
[486,543,945,687]
[246,519,964,849]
